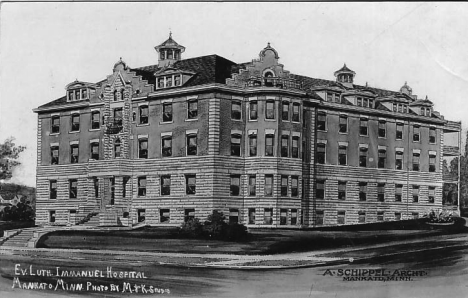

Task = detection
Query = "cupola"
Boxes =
[154,32,185,68]
[400,81,413,96]
[334,64,356,86]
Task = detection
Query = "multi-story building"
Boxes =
[33,34,461,228]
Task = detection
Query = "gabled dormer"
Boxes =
[66,80,95,102]
[154,33,185,68]
[410,96,434,117]
[153,65,195,90]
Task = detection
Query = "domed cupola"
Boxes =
[400,81,413,96]
[154,32,185,68]
[334,64,356,86]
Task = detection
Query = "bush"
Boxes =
[424,209,454,223]
[179,210,249,241]
[0,201,35,221]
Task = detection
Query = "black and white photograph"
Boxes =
[0,2,467,297]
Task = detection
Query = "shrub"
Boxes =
[179,217,204,238]
[424,209,454,223]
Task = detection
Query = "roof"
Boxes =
[36,54,415,110]
[154,34,185,52]
[334,63,356,76]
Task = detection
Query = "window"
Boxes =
[139,105,149,124]
[412,185,419,202]
[395,184,402,202]
[230,175,240,196]
[231,101,242,120]
[229,209,239,224]
[396,123,403,140]
[357,97,362,106]
[114,138,121,158]
[158,78,164,88]
[139,139,148,159]
[358,211,366,223]
[51,146,59,165]
[265,175,273,196]
[160,175,171,196]
[120,89,125,101]
[359,147,368,167]
[377,212,384,222]
[413,126,420,142]
[413,152,420,171]
[316,210,324,225]
[378,121,386,138]
[291,209,298,225]
[429,154,436,172]
[249,175,256,196]
[166,76,173,87]
[281,135,289,157]
[428,187,435,203]
[265,134,274,156]
[369,99,374,108]
[110,177,115,205]
[123,177,129,198]
[338,181,346,200]
[291,176,298,197]
[393,103,397,112]
[282,102,289,121]
[317,113,326,131]
[163,103,172,122]
[281,175,288,196]
[339,115,347,133]
[395,151,403,170]
[316,180,325,199]
[75,89,81,100]
[71,114,80,132]
[317,143,326,164]
[291,136,299,158]
[90,142,99,160]
[93,177,99,198]
[186,175,196,194]
[264,208,273,225]
[327,92,333,102]
[160,209,170,223]
[378,149,386,168]
[231,134,241,156]
[70,144,79,164]
[138,177,147,197]
[429,128,436,144]
[280,209,287,225]
[51,116,60,133]
[187,134,197,156]
[50,180,57,200]
[113,108,123,125]
[292,103,300,122]
[377,183,385,202]
[359,182,367,201]
[113,90,118,101]
[162,136,172,157]
[412,212,419,219]
[249,101,258,120]
[248,208,256,224]
[91,111,100,129]
[359,118,368,136]
[363,98,369,108]
[337,211,345,225]
[335,93,341,103]
[266,101,275,119]
[49,211,56,223]
[420,108,425,116]
[187,100,198,119]
[338,145,347,165]
[249,134,257,156]
[395,212,402,221]
[138,209,145,222]
[69,179,77,199]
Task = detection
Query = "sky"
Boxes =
[1,2,468,187]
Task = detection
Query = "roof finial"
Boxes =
[425,95,428,100]
[365,82,368,87]
[267,42,270,47]
[169,30,172,39]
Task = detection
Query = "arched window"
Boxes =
[113,90,118,102]
[114,138,122,158]
[120,89,125,101]
[264,70,275,78]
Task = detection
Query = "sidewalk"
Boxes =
[1,232,467,270]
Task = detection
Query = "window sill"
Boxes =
[137,123,150,127]
[231,118,243,122]
[185,118,198,122]
[338,132,348,135]
[282,119,290,123]
[317,129,327,132]
[359,135,369,137]
[89,128,100,132]
[69,131,80,134]
[49,133,60,136]
[159,121,173,125]
[248,119,258,122]
[265,119,276,122]
[378,136,387,139]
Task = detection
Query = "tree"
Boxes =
[0,137,26,180]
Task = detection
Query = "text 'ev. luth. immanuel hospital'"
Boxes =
[33,34,461,228]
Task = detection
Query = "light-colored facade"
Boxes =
[33,35,461,228]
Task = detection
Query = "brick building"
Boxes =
[33,35,461,227]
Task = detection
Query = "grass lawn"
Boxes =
[36,219,468,255]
